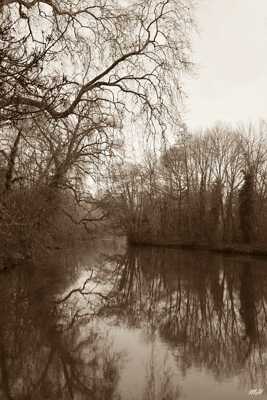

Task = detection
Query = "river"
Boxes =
[0,237,267,399]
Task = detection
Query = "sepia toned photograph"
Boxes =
[1,0,267,399]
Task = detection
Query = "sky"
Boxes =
[184,0,267,131]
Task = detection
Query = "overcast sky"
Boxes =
[184,0,267,131]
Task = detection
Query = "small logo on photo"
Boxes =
[249,389,264,396]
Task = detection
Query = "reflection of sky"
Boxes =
[184,0,267,130]
[100,322,249,400]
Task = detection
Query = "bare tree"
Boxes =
[1,0,193,131]
[0,0,194,254]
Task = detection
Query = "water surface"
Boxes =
[1,239,267,399]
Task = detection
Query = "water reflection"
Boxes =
[100,247,267,393]
[0,250,121,400]
[1,243,267,399]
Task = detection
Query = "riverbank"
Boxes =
[129,239,267,258]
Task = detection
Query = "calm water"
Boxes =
[1,238,267,399]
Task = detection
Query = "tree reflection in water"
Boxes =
[100,247,267,392]
[1,245,267,399]
[0,251,121,400]
[141,340,181,400]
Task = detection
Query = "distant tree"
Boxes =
[239,169,255,244]
[209,178,223,243]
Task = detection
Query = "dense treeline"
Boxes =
[105,124,267,247]
[0,118,110,257]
